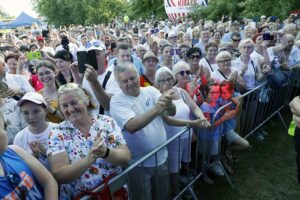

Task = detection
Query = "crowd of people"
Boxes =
[0,12,300,199]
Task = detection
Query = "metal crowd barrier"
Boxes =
[81,66,300,200]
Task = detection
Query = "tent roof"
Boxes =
[0,12,40,29]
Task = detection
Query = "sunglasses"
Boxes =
[232,38,241,42]
[86,40,103,49]
[178,70,191,76]
[0,157,28,199]
[189,55,201,59]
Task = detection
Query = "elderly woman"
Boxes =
[173,60,192,92]
[0,112,58,199]
[155,66,210,197]
[140,51,159,87]
[211,51,246,92]
[36,60,64,123]
[47,83,130,199]
[232,39,265,92]
[199,42,219,78]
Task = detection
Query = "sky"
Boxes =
[0,0,37,18]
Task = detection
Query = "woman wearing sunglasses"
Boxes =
[0,112,58,199]
[154,66,210,197]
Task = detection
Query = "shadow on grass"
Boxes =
[195,108,300,200]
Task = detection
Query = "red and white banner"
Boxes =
[164,0,208,21]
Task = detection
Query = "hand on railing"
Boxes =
[189,118,211,129]
[213,110,237,127]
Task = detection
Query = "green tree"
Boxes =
[32,0,127,26]
[241,0,300,20]
[191,0,300,22]
[127,0,167,20]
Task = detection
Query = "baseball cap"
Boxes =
[168,31,177,38]
[17,92,47,107]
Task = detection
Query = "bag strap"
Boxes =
[205,58,214,72]
[99,71,112,114]
[217,70,228,80]
[250,60,257,81]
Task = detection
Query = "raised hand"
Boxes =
[84,65,99,83]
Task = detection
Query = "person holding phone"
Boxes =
[80,43,121,115]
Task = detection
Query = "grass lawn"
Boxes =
[195,108,300,200]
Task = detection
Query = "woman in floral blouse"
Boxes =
[47,83,131,200]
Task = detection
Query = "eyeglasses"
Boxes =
[217,59,231,63]
[189,55,201,59]
[178,70,191,76]
[242,46,254,49]
[158,77,174,83]
[232,38,241,42]
[8,172,28,199]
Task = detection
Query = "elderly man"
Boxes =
[110,62,176,200]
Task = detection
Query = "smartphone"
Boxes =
[263,33,274,41]
[25,51,42,60]
[76,50,98,73]
[87,50,98,71]
[77,51,88,73]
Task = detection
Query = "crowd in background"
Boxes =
[0,13,300,199]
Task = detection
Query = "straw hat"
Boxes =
[142,51,158,63]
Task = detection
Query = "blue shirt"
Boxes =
[0,147,44,199]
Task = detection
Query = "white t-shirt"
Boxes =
[232,57,258,90]
[110,86,167,167]
[211,66,238,82]
[199,58,218,74]
[13,122,56,168]
[81,67,121,116]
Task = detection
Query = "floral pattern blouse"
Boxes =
[47,114,126,200]
[0,98,27,144]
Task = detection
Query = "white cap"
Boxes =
[86,40,106,51]
[168,31,177,38]
[17,92,47,107]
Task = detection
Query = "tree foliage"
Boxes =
[192,0,300,21]
[127,0,167,20]
[32,0,127,26]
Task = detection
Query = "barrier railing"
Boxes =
[81,66,300,200]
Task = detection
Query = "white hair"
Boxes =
[155,67,175,86]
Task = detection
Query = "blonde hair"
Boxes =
[238,38,254,49]
[57,83,96,111]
